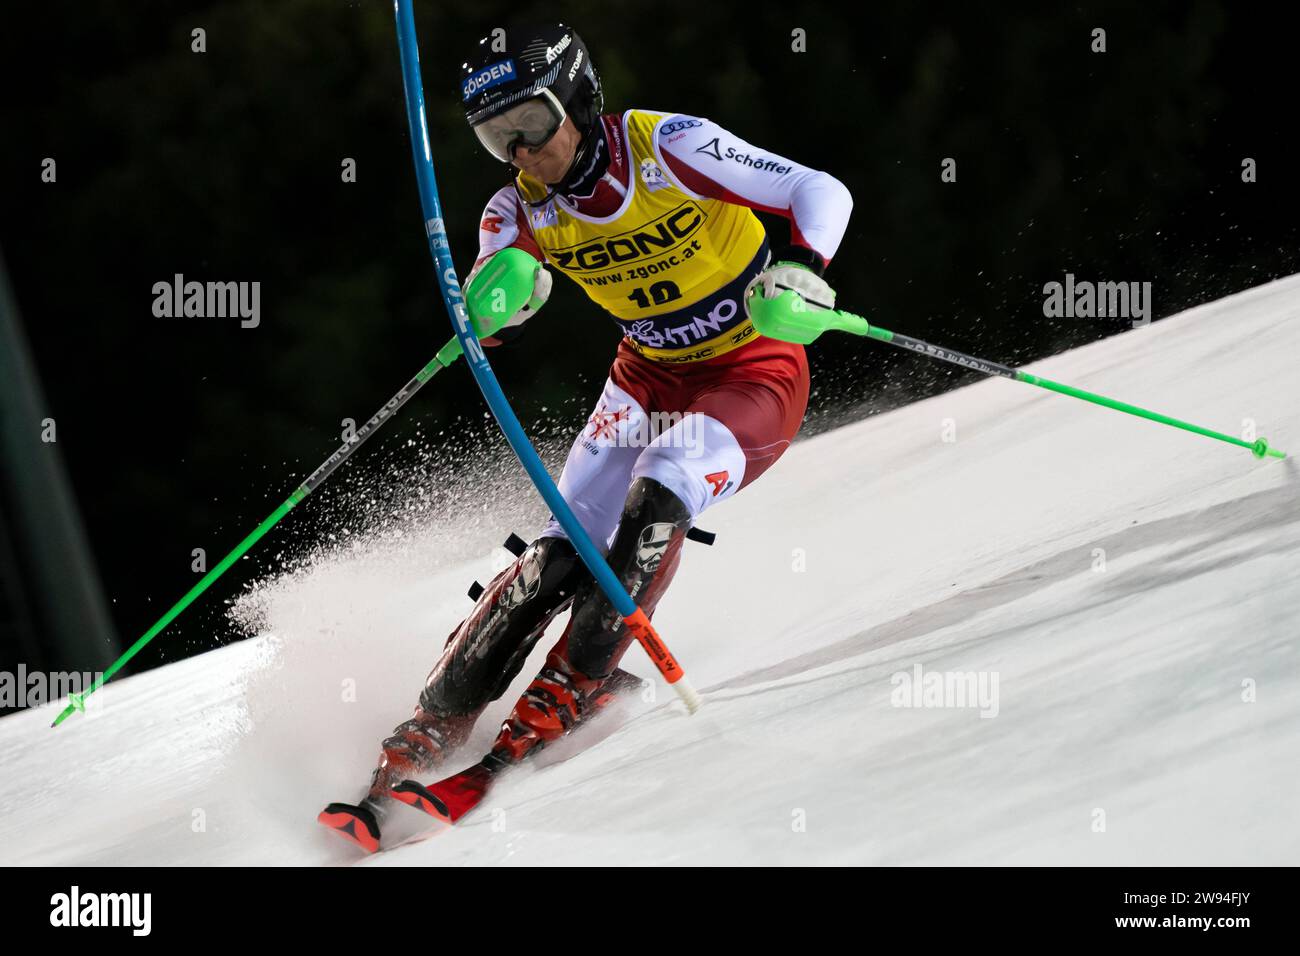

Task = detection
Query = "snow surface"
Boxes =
[3,274,1298,866]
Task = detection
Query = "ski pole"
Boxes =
[748,289,1287,460]
[51,337,466,728]
[392,0,700,713]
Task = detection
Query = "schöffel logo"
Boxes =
[661,119,703,136]
[462,59,516,101]
[550,202,705,272]
[693,137,791,174]
[694,137,724,161]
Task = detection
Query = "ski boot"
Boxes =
[489,477,691,767]
[386,664,647,824]
[319,533,587,852]
[317,706,478,853]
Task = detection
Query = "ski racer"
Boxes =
[320,22,852,852]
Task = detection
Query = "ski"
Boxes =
[390,759,500,825]
[318,667,650,853]
[318,799,455,857]
[317,800,384,854]
[388,667,649,829]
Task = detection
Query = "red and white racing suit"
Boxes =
[473,109,853,547]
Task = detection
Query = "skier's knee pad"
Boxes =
[563,477,691,679]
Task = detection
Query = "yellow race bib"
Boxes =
[515,109,769,362]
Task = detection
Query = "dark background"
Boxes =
[2,0,1297,689]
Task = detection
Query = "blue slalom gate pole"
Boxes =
[391,0,699,712]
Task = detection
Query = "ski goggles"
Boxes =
[471,88,567,164]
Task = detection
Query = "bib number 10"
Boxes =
[628,281,682,309]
